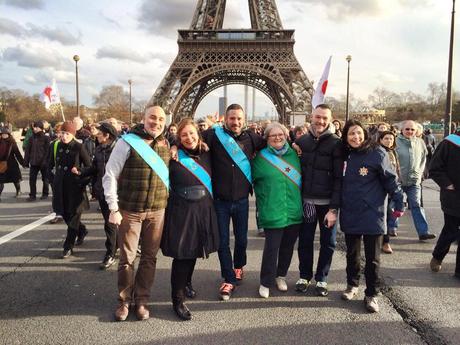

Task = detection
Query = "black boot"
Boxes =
[173,298,192,321]
[185,282,197,299]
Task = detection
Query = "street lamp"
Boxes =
[345,55,352,122]
[444,0,456,137]
[128,79,133,125]
[73,55,80,118]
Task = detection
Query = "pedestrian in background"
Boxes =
[379,130,401,253]
[48,121,91,258]
[23,120,50,201]
[429,128,460,279]
[0,127,24,201]
[74,122,118,269]
[396,120,435,241]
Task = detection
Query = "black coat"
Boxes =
[80,140,116,200]
[48,139,91,215]
[0,138,24,184]
[295,130,343,209]
[429,135,460,217]
[202,126,265,201]
[161,149,219,259]
[24,131,50,167]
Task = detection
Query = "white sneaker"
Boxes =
[341,286,359,301]
[259,285,269,298]
[275,276,288,292]
[364,296,380,313]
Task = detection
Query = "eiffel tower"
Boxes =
[149,0,314,124]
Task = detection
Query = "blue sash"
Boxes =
[259,148,301,189]
[445,134,460,147]
[214,126,252,184]
[122,133,169,189]
[178,149,213,197]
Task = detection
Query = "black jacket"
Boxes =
[80,140,116,200]
[429,134,460,217]
[295,129,343,209]
[24,131,50,167]
[202,126,265,201]
[161,149,219,259]
[48,139,91,215]
[0,138,24,183]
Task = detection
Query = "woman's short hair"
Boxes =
[263,122,289,140]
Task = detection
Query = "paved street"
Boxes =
[0,174,459,345]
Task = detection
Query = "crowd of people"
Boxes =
[0,103,458,321]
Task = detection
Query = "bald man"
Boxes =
[396,120,435,241]
[103,105,170,321]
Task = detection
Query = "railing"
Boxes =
[178,29,295,41]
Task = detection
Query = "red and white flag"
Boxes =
[40,79,61,109]
[311,56,332,110]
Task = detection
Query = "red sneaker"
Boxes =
[234,268,244,282]
[219,282,235,301]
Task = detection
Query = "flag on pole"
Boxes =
[311,56,332,110]
[40,79,61,109]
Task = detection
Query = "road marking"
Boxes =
[0,213,56,246]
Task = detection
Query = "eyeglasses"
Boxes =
[404,128,415,131]
[268,134,285,138]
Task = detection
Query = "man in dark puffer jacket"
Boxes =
[294,104,343,297]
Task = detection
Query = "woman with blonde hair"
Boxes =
[252,122,303,298]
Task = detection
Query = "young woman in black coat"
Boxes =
[161,118,219,321]
[48,121,91,258]
[0,127,24,200]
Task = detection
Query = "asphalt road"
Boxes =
[0,175,458,345]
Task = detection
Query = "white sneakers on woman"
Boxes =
[259,285,269,298]
[275,276,288,291]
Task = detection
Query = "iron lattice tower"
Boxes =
[150,0,313,123]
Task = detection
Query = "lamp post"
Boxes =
[128,79,133,125]
[73,55,80,118]
[444,0,456,137]
[345,55,352,122]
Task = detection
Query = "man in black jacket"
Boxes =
[202,104,264,301]
[24,120,50,201]
[294,104,343,296]
[429,128,460,278]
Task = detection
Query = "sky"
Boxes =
[0,0,458,119]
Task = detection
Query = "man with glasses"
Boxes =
[396,120,435,240]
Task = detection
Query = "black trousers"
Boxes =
[29,165,49,197]
[63,211,87,251]
[432,213,460,275]
[171,258,197,303]
[260,223,299,287]
[345,234,382,297]
[0,182,20,195]
[99,198,118,258]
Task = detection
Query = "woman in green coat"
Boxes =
[252,122,303,298]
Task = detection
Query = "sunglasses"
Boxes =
[404,128,415,131]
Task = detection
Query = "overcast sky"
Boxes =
[0,0,458,119]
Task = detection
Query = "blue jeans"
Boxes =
[298,204,336,283]
[402,185,429,236]
[215,198,249,284]
[386,199,398,230]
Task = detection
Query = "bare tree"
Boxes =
[93,85,130,121]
